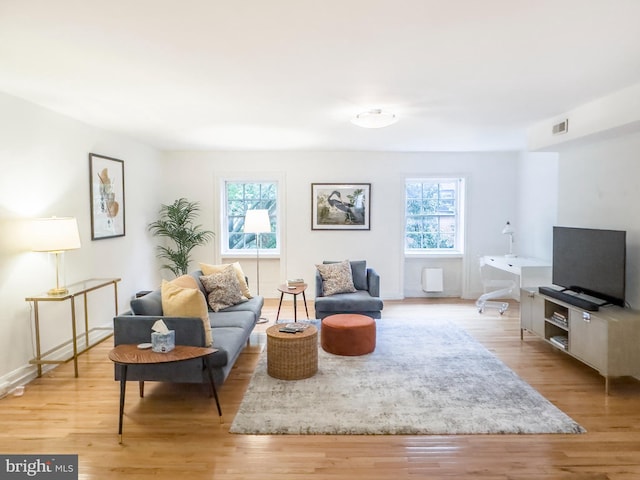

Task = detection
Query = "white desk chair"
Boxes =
[476,257,516,314]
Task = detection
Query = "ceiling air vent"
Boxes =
[552,119,569,135]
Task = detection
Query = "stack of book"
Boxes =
[286,278,305,287]
[550,311,568,328]
[549,335,569,350]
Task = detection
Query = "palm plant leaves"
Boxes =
[148,198,214,276]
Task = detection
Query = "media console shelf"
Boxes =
[520,287,640,394]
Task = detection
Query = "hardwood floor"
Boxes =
[2,298,640,479]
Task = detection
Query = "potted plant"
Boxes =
[148,198,214,276]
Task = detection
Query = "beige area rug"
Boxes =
[230,319,585,435]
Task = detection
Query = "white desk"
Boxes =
[482,255,551,289]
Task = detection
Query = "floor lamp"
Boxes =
[31,217,82,295]
[244,209,270,323]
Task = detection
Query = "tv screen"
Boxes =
[552,226,626,307]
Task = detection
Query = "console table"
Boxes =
[26,278,121,377]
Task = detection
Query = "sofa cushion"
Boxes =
[217,296,264,323]
[161,279,213,347]
[210,310,256,330]
[200,265,246,312]
[314,290,384,313]
[200,261,253,299]
[316,260,356,296]
[130,289,163,316]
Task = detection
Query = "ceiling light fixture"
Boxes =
[351,109,398,129]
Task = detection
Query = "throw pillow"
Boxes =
[200,262,253,299]
[170,274,199,290]
[200,264,245,312]
[324,260,367,290]
[316,259,356,296]
[160,279,213,347]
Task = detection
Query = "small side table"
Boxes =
[108,344,221,443]
[276,283,309,322]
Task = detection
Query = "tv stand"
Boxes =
[538,286,601,311]
[521,288,640,394]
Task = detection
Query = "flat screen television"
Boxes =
[552,226,626,307]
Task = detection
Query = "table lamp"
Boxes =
[244,209,270,323]
[502,221,515,257]
[31,217,81,295]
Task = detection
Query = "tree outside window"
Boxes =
[405,178,464,253]
[224,181,278,253]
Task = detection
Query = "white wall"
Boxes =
[554,130,640,309]
[528,82,640,151]
[516,152,559,261]
[161,150,521,301]
[527,81,640,309]
[0,92,162,388]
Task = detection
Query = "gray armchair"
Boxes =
[314,260,383,319]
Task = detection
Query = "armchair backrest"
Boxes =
[315,260,380,297]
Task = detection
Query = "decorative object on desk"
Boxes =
[30,216,81,295]
[231,318,585,435]
[311,183,370,230]
[244,209,271,323]
[502,220,515,257]
[148,198,214,276]
[151,319,175,353]
[89,153,125,240]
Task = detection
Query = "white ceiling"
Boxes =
[1,0,640,152]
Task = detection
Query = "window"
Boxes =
[222,181,279,255]
[405,178,465,254]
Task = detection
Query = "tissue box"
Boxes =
[151,330,175,353]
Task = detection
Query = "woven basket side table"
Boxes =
[266,324,318,380]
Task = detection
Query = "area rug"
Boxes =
[230,319,585,435]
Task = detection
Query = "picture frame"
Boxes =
[89,153,126,240]
[311,183,371,230]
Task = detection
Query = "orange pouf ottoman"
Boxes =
[321,314,376,356]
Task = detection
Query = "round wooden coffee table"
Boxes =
[266,324,318,380]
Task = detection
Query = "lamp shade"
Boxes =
[31,217,81,252]
[351,109,398,129]
[502,221,515,235]
[243,209,271,234]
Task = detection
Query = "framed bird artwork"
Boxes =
[311,183,370,230]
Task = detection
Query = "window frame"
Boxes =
[219,177,282,257]
[403,176,466,257]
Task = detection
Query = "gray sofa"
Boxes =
[314,260,383,319]
[113,270,264,388]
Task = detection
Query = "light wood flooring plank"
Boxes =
[1,298,640,479]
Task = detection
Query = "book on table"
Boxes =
[286,278,305,287]
[279,323,309,333]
